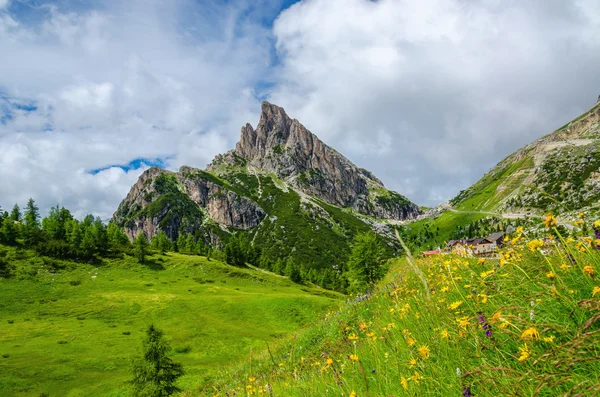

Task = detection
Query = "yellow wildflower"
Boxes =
[543,336,555,343]
[440,286,449,293]
[325,358,333,365]
[410,371,421,383]
[490,311,502,324]
[595,220,600,228]
[593,286,600,297]
[560,263,569,271]
[516,226,524,234]
[406,336,416,346]
[517,345,530,362]
[401,377,408,389]
[481,269,495,278]
[546,271,555,280]
[441,329,449,339]
[477,258,485,264]
[583,266,595,276]
[408,357,417,367]
[457,316,470,329]
[478,294,488,304]
[248,377,255,383]
[348,334,359,341]
[417,345,430,359]
[358,322,368,330]
[448,301,464,310]
[544,213,558,228]
[521,327,540,341]
[578,212,585,218]
[527,239,544,252]
[349,354,359,362]
[349,391,357,397]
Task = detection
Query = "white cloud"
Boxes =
[270,0,600,205]
[2,0,600,220]
[0,0,274,219]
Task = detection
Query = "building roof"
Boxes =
[487,232,505,242]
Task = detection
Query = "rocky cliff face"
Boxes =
[209,101,420,220]
[113,166,265,241]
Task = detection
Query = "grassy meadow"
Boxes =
[200,218,600,397]
[0,250,342,396]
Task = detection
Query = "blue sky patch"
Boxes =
[89,157,170,175]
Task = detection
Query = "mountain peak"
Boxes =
[223,102,420,220]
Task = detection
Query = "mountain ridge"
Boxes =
[112,101,420,276]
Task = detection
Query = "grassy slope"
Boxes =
[204,221,600,397]
[0,249,342,397]
[453,156,534,212]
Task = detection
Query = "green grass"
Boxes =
[398,211,488,251]
[0,249,342,397]
[201,223,600,397]
[452,156,534,212]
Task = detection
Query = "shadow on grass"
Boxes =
[141,258,166,271]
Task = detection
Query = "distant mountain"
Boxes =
[113,102,420,271]
[451,101,600,215]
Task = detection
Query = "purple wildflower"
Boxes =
[462,385,473,397]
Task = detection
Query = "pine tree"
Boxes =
[153,231,171,254]
[346,232,386,293]
[134,233,149,263]
[10,204,21,222]
[175,234,186,253]
[284,257,302,283]
[130,324,184,397]
[224,235,245,267]
[66,220,82,252]
[80,229,97,258]
[22,198,40,245]
[1,218,18,245]
[107,222,130,251]
[184,234,196,255]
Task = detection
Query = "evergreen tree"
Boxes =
[184,234,196,255]
[92,217,108,255]
[153,231,171,254]
[273,258,284,275]
[1,218,18,245]
[42,205,72,240]
[134,233,149,263]
[130,324,184,397]
[284,257,302,283]
[175,234,186,253]
[224,235,245,267]
[194,239,206,256]
[66,220,82,252]
[346,232,386,293]
[80,229,97,258]
[107,221,130,251]
[10,204,21,222]
[22,198,40,245]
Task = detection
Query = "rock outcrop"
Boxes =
[209,101,421,220]
[113,166,265,241]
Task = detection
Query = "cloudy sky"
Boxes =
[1,0,599,219]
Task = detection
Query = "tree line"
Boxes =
[1,200,390,293]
